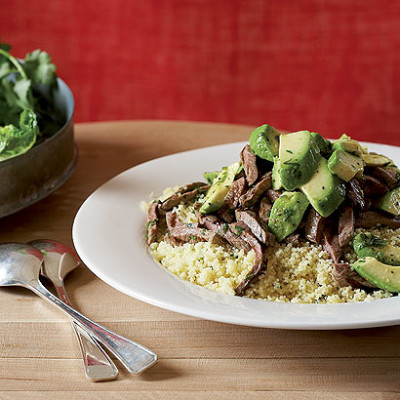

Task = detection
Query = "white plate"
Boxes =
[72,141,400,330]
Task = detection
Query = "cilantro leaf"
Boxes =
[24,49,57,87]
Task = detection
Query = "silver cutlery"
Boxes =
[0,243,157,374]
[30,239,118,381]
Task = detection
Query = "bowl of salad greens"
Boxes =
[0,42,76,218]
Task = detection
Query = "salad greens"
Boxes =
[0,41,62,161]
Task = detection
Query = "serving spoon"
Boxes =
[29,239,118,381]
[0,243,157,374]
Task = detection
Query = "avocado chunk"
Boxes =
[353,257,400,293]
[278,131,321,191]
[249,124,280,162]
[353,232,400,266]
[378,187,400,216]
[300,157,346,218]
[311,132,332,156]
[361,153,396,168]
[327,149,365,182]
[268,191,309,242]
[332,134,363,156]
[199,161,242,214]
[271,156,282,190]
[203,171,220,185]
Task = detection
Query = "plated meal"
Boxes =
[145,125,400,304]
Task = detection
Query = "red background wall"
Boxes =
[2,0,400,145]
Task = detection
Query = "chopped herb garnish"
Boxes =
[234,225,244,235]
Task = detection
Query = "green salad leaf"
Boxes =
[0,40,62,161]
[0,109,39,161]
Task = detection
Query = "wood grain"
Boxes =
[0,121,398,397]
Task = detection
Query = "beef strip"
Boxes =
[338,206,354,247]
[146,202,161,245]
[240,144,258,186]
[218,177,247,223]
[355,211,400,229]
[372,167,399,189]
[197,212,252,253]
[347,179,366,209]
[322,227,343,264]
[231,225,266,295]
[235,209,269,244]
[284,232,301,245]
[166,211,226,246]
[240,172,272,209]
[264,189,282,203]
[161,182,209,211]
[163,232,183,247]
[360,175,388,198]
[332,262,376,289]
[304,208,325,244]
[258,196,272,224]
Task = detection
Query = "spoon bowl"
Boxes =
[0,243,43,287]
[30,239,80,283]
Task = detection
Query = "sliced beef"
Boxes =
[163,232,183,247]
[240,145,258,186]
[284,232,301,245]
[304,208,325,244]
[161,182,208,211]
[264,189,282,203]
[258,196,272,224]
[355,211,400,229]
[338,206,354,247]
[165,211,183,230]
[332,262,376,289]
[322,227,343,264]
[218,177,247,223]
[347,179,365,209]
[372,167,400,189]
[235,209,269,244]
[233,227,266,295]
[240,172,272,209]
[360,175,388,198]
[146,202,161,245]
[197,212,252,253]
[166,211,226,246]
[171,225,226,245]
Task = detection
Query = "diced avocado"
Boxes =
[199,161,242,214]
[279,131,321,191]
[311,132,332,156]
[353,257,400,293]
[327,149,365,182]
[332,134,363,156]
[300,157,346,217]
[353,233,400,266]
[268,191,309,242]
[361,153,396,168]
[377,187,400,216]
[203,171,220,185]
[271,156,282,190]
[249,124,280,162]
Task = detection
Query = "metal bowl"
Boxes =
[0,78,77,218]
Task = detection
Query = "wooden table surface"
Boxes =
[0,121,399,399]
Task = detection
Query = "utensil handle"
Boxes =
[31,281,157,374]
[54,282,119,381]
